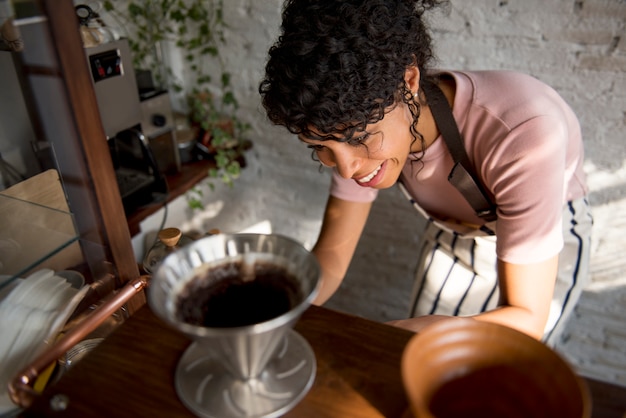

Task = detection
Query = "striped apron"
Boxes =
[399,183,593,346]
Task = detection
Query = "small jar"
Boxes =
[142,228,194,274]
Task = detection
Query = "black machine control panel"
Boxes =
[89,49,122,83]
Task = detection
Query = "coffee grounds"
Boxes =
[175,261,303,327]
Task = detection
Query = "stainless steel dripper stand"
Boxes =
[148,233,321,418]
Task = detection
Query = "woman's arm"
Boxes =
[388,255,559,340]
[473,255,558,339]
[312,195,373,305]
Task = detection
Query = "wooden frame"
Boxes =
[37,0,144,310]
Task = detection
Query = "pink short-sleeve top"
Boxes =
[329,70,588,264]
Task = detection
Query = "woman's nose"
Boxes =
[329,146,362,179]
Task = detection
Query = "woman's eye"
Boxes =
[348,133,370,146]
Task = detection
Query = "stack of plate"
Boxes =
[0,269,88,416]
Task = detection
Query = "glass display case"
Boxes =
[0,192,79,282]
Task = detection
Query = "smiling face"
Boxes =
[297,66,428,189]
[299,101,422,189]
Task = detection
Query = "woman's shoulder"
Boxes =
[436,69,575,128]
[449,70,558,103]
[437,69,548,89]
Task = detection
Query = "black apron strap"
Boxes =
[421,79,497,222]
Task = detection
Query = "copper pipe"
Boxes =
[7,275,150,409]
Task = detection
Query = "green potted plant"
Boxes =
[101,0,250,207]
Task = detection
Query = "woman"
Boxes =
[259,0,592,345]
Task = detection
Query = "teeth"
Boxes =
[357,164,382,183]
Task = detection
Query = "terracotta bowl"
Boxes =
[401,319,591,418]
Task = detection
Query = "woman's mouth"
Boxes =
[355,162,385,187]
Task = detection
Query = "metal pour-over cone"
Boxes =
[148,233,320,418]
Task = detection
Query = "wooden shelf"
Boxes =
[126,159,214,236]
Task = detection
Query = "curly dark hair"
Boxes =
[259,0,446,146]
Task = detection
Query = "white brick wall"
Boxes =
[140,0,626,387]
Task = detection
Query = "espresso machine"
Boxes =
[84,39,167,214]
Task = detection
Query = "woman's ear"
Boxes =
[404,65,421,95]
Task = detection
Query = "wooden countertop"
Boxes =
[21,305,626,418]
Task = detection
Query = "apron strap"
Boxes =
[421,79,497,222]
